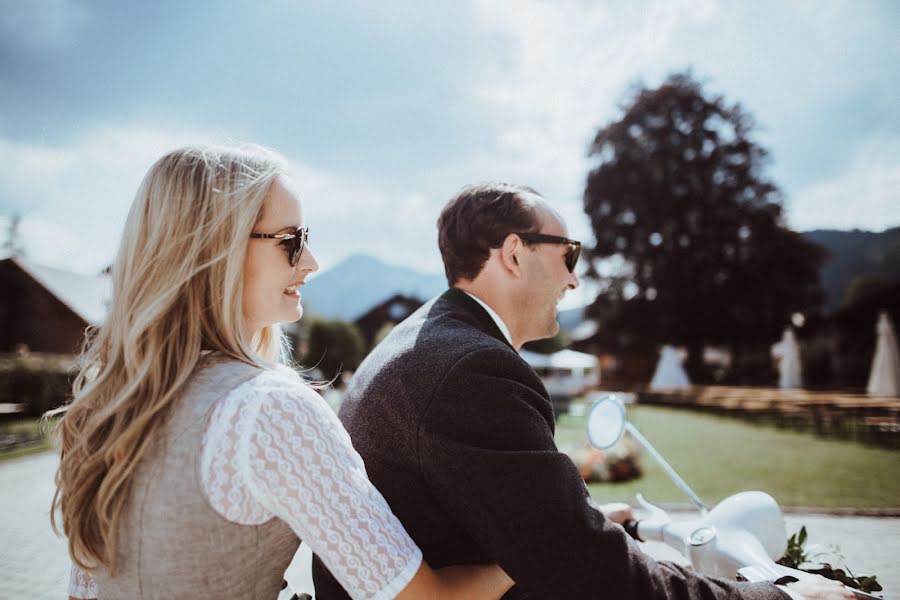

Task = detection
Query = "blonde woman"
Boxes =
[52,145,514,600]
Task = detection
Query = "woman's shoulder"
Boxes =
[207,363,332,444]
[249,363,311,388]
[228,363,323,409]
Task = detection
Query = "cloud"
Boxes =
[464,0,720,240]
[464,0,898,241]
[0,0,89,50]
[787,136,900,232]
[0,124,236,272]
[0,123,447,275]
[288,162,444,274]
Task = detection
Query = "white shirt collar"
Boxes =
[463,291,514,347]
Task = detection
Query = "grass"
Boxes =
[0,417,54,462]
[556,405,900,509]
[4,406,898,508]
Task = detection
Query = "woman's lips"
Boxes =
[283,282,303,298]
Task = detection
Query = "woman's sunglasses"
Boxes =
[514,232,581,272]
[249,227,309,267]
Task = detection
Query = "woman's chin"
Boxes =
[283,305,303,323]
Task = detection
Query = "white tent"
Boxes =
[771,327,803,389]
[521,349,600,396]
[867,311,900,397]
[649,345,691,390]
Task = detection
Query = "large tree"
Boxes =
[583,72,826,379]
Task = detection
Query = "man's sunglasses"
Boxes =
[514,232,581,272]
[249,227,309,267]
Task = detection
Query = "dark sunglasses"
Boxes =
[249,227,309,267]
[514,232,581,272]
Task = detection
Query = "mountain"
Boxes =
[301,254,447,321]
[303,228,900,324]
[801,227,900,310]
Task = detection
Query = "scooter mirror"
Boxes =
[586,395,626,449]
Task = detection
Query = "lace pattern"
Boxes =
[69,564,97,599]
[68,366,421,600]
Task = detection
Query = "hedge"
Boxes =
[0,354,78,417]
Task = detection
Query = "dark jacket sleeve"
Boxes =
[417,347,789,600]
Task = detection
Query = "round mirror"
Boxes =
[586,395,626,449]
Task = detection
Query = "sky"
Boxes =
[1,0,897,309]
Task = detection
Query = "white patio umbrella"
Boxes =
[867,311,900,397]
[771,327,802,389]
[649,345,691,390]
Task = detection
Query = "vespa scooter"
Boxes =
[586,395,884,600]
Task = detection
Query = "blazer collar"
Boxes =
[440,288,515,350]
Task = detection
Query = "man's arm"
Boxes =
[417,347,788,600]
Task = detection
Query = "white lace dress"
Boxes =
[68,366,422,600]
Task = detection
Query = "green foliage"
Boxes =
[0,417,54,461]
[721,348,776,386]
[798,334,836,388]
[582,72,826,378]
[842,274,888,308]
[523,331,570,354]
[373,322,395,348]
[778,525,808,568]
[804,227,900,311]
[304,319,366,382]
[778,526,883,593]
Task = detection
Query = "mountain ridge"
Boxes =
[302,227,900,322]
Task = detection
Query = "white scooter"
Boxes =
[586,395,884,599]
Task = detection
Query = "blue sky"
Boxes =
[1,0,897,305]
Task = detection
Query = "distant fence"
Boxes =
[638,386,900,448]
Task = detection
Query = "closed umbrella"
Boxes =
[771,327,802,389]
[650,345,691,390]
[867,311,900,397]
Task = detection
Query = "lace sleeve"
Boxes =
[200,370,422,600]
[68,563,98,598]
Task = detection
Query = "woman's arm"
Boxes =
[68,563,97,599]
[398,561,514,600]
[203,372,512,599]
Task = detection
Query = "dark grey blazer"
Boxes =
[312,288,788,599]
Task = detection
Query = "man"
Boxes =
[312,183,849,599]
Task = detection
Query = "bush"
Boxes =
[0,354,77,417]
[722,349,777,386]
[304,320,366,383]
[800,334,835,388]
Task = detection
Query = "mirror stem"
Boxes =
[625,423,709,514]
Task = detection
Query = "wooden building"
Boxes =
[354,293,424,349]
[0,256,110,354]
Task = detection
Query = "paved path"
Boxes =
[2,451,897,599]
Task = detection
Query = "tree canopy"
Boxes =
[583,72,826,376]
[304,319,366,382]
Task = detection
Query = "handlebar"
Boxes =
[623,519,642,542]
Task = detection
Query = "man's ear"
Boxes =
[498,233,523,277]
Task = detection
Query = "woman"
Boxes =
[52,144,514,599]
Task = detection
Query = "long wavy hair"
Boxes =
[49,144,289,572]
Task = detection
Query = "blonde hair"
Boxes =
[50,144,289,572]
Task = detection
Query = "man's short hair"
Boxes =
[437,182,542,285]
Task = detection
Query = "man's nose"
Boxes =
[568,270,579,290]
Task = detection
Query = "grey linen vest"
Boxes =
[95,359,299,599]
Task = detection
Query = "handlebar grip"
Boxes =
[623,519,643,542]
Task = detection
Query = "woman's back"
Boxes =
[95,358,297,599]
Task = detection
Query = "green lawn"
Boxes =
[556,405,900,509]
[5,408,898,508]
[0,418,54,462]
